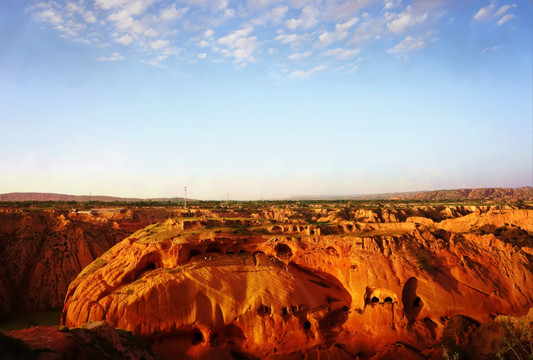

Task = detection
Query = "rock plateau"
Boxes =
[61,206,533,359]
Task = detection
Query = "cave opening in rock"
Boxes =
[384,297,393,303]
[402,277,422,322]
[303,321,311,330]
[275,243,293,257]
[371,296,380,303]
[206,246,222,254]
[189,249,202,258]
[192,330,204,345]
[257,305,270,317]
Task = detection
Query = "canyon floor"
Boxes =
[1,198,532,359]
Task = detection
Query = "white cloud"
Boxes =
[140,58,167,68]
[497,13,514,25]
[322,0,376,22]
[323,48,360,59]
[95,0,128,10]
[198,40,210,47]
[474,2,517,24]
[316,17,358,46]
[36,9,63,25]
[217,27,259,63]
[96,52,126,61]
[495,4,517,16]
[162,46,181,55]
[288,65,327,78]
[274,33,307,45]
[384,0,401,10]
[288,51,310,60]
[26,0,478,72]
[474,3,495,21]
[349,16,385,44]
[248,6,288,26]
[481,45,501,53]
[387,35,426,54]
[115,34,134,45]
[285,5,319,30]
[84,11,97,23]
[241,0,285,14]
[387,6,428,33]
[150,39,170,50]
[160,5,189,21]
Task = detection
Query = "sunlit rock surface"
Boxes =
[62,207,533,359]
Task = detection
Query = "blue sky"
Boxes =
[0,0,531,200]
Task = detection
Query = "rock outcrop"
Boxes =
[0,208,189,316]
[1,321,158,360]
[62,208,533,359]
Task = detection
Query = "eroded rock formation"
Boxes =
[1,321,157,360]
[0,208,191,315]
[62,207,533,359]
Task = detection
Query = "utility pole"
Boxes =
[184,186,187,210]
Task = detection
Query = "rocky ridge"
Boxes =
[61,206,533,359]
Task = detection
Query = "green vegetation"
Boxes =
[0,310,61,332]
[497,317,533,360]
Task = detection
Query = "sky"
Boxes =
[0,0,531,200]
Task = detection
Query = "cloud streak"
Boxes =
[26,0,520,77]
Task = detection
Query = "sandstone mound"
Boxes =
[62,209,533,359]
[0,207,190,315]
[1,321,157,360]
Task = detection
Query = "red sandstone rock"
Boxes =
[0,208,190,315]
[2,321,157,359]
[61,208,533,359]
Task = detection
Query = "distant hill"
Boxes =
[1,187,531,202]
[0,192,187,203]
[290,186,533,201]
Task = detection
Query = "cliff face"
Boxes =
[0,208,189,315]
[61,208,533,359]
[1,321,157,360]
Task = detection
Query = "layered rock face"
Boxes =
[1,321,157,360]
[0,207,190,315]
[62,207,533,359]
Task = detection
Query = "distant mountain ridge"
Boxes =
[0,192,187,202]
[0,187,531,202]
[290,186,533,201]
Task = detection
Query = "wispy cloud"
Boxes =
[315,17,358,47]
[474,2,517,25]
[285,5,319,30]
[288,65,327,79]
[26,0,512,76]
[323,48,360,59]
[216,27,259,63]
[387,36,426,54]
[497,13,514,26]
[96,52,125,61]
[288,51,310,60]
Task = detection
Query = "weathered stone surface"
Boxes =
[2,321,158,359]
[62,208,533,359]
[0,208,188,315]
